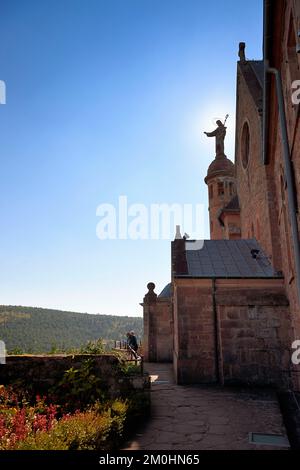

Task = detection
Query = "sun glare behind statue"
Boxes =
[181,102,236,166]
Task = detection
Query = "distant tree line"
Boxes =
[0,305,143,354]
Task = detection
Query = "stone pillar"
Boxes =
[142,283,157,362]
[141,282,173,362]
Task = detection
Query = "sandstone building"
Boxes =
[142,0,300,391]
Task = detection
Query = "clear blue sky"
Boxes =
[0,0,263,316]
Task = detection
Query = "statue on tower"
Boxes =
[204,115,228,157]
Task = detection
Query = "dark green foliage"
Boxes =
[0,305,142,353]
[50,359,107,412]
[78,338,105,355]
[119,361,142,376]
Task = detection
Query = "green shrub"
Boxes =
[50,358,107,411]
[120,362,141,376]
[79,339,105,355]
[110,350,142,376]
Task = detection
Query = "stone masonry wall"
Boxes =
[222,212,241,239]
[235,65,276,263]
[143,298,173,363]
[266,0,300,390]
[173,279,217,384]
[216,279,293,388]
[173,278,293,388]
[0,354,150,398]
[207,175,237,240]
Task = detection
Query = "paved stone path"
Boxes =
[124,363,289,450]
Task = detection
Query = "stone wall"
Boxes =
[222,211,241,240]
[173,278,293,388]
[234,5,300,391]
[235,63,276,264]
[216,279,292,387]
[143,293,173,363]
[264,0,300,390]
[0,354,150,398]
[206,175,237,240]
[173,279,217,384]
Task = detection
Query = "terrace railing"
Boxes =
[113,340,144,375]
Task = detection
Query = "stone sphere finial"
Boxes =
[147,282,155,292]
[144,282,157,304]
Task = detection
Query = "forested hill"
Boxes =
[0,305,143,353]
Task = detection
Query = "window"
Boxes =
[229,182,234,196]
[218,182,224,196]
[209,184,214,199]
[241,122,250,169]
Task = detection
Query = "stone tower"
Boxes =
[204,120,237,239]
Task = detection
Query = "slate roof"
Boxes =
[249,60,264,87]
[238,60,263,112]
[176,239,282,279]
[158,283,172,298]
[222,195,240,212]
[218,195,240,226]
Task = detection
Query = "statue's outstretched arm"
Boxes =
[204,129,217,137]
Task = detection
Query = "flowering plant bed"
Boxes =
[0,356,150,450]
[0,385,132,450]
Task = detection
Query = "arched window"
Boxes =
[241,122,250,169]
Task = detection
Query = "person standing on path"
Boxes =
[126,331,140,359]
